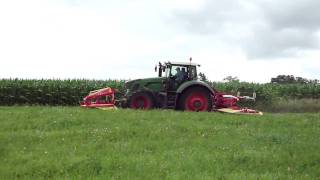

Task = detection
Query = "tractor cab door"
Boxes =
[166,65,189,91]
[187,65,198,80]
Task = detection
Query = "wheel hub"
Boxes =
[131,95,150,109]
[186,93,208,111]
[193,100,202,109]
[136,99,145,108]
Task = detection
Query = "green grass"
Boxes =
[0,107,319,179]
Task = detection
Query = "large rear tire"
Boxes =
[129,92,154,109]
[178,87,212,111]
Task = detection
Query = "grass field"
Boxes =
[0,107,319,179]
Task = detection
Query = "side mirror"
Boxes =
[155,65,157,72]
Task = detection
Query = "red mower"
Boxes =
[80,87,116,109]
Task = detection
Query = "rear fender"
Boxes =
[177,80,215,95]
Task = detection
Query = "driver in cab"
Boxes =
[175,67,185,83]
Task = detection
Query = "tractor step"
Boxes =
[166,92,177,109]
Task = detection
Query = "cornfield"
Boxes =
[0,79,125,105]
[211,81,320,99]
[0,79,319,109]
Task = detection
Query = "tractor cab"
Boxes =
[156,62,200,90]
[156,62,199,79]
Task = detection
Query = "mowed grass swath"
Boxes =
[0,106,319,179]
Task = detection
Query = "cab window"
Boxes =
[188,66,197,79]
[170,65,185,77]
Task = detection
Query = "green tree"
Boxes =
[271,75,319,84]
[199,72,208,82]
[223,76,239,83]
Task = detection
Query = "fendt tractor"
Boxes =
[80,60,262,115]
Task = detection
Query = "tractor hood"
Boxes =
[125,77,165,91]
[139,77,165,82]
[126,77,164,85]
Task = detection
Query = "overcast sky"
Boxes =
[0,0,319,82]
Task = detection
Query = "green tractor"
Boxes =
[121,61,216,111]
[81,60,262,114]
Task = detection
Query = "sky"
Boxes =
[0,0,319,83]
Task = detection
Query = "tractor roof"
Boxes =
[166,61,200,67]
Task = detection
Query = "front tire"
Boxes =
[129,92,154,109]
[178,87,212,111]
